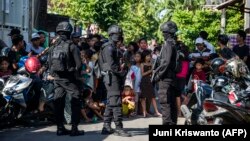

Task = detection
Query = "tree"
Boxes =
[48,0,126,31]
[171,9,244,51]
[48,0,160,42]
[157,0,206,21]
[48,0,244,47]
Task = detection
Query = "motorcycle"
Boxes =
[0,67,55,127]
[203,77,250,124]
[181,80,213,125]
[205,87,250,124]
[0,67,34,126]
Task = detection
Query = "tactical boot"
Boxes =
[70,125,85,136]
[114,128,132,137]
[57,125,70,136]
[101,123,114,135]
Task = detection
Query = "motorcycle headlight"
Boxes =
[2,88,15,96]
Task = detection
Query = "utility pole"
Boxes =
[221,0,226,34]
[28,0,33,41]
[244,0,250,30]
[1,0,5,40]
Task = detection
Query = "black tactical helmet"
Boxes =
[210,58,226,74]
[108,25,123,35]
[160,21,178,34]
[213,76,229,90]
[56,21,73,33]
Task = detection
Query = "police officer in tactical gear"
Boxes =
[99,25,131,137]
[49,21,84,136]
[152,21,178,125]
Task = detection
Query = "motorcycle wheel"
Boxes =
[0,101,24,128]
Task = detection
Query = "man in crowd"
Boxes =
[233,30,249,63]
[88,34,101,52]
[199,31,215,53]
[8,35,28,73]
[189,37,211,61]
[38,31,46,48]
[26,33,44,55]
[218,34,236,60]
[71,32,81,49]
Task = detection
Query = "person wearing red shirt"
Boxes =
[192,59,206,91]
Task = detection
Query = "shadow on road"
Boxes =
[125,127,148,136]
[0,129,109,141]
[0,126,148,141]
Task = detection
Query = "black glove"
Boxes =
[152,74,160,84]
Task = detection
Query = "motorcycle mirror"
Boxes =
[17,67,30,77]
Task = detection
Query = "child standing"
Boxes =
[190,58,206,92]
[192,58,206,82]
[0,57,12,79]
[129,52,142,115]
[81,49,95,90]
[140,50,161,117]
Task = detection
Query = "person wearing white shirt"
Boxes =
[189,37,211,68]
[26,33,44,55]
[199,31,216,53]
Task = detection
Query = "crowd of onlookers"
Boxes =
[0,24,250,123]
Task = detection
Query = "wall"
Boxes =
[0,0,30,46]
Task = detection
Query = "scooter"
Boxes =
[0,67,55,127]
[181,80,213,125]
[205,89,250,124]
[0,67,34,126]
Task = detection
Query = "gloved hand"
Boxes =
[152,74,160,84]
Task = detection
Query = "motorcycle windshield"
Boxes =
[13,75,32,92]
[5,75,21,88]
[3,75,32,95]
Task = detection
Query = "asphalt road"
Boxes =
[0,117,185,141]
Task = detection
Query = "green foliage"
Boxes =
[171,9,243,51]
[48,0,244,47]
[48,0,160,42]
[226,9,244,34]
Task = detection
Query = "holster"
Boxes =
[102,71,112,86]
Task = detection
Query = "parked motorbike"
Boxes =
[0,68,34,126]
[203,77,250,124]
[181,79,213,125]
[0,67,54,127]
[181,76,233,125]
[205,87,250,124]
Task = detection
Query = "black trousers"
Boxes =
[158,79,177,125]
[27,75,42,111]
[103,75,123,129]
[53,78,81,126]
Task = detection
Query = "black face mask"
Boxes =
[110,34,122,42]
[163,32,176,41]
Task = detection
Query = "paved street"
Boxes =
[0,117,185,141]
